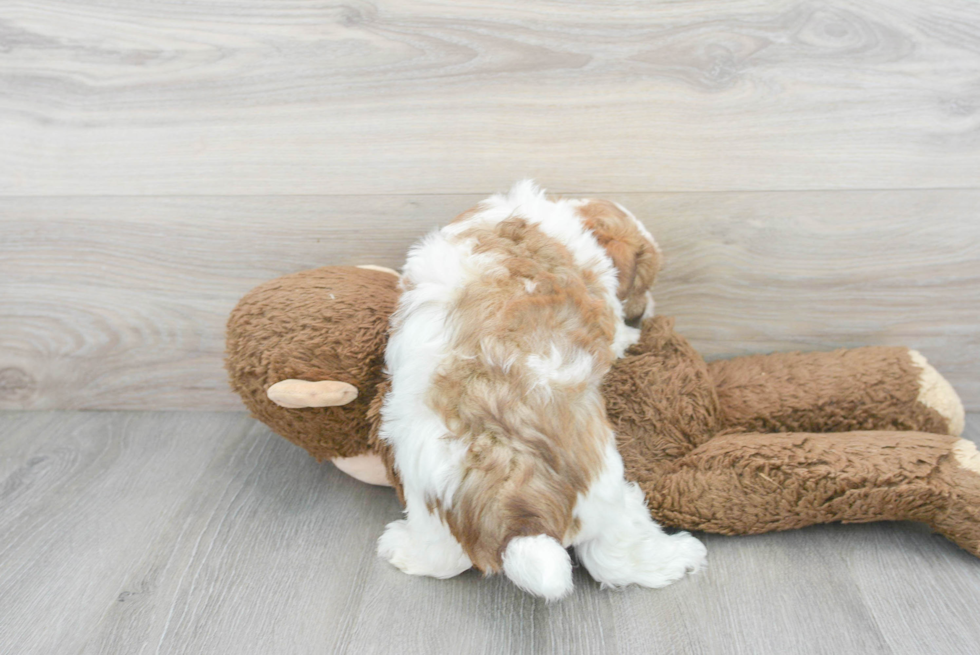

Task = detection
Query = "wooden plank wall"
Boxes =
[1,1,978,411]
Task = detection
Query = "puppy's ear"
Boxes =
[577,199,661,300]
[604,238,640,301]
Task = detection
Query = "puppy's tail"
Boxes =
[448,433,577,599]
[501,534,573,601]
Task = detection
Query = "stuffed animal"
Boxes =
[225,265,980,559]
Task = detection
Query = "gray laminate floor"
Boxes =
[1,411,978,655]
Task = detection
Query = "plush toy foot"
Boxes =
[377,507,472,579]
[909,350,965,437]
[932,439,980,558]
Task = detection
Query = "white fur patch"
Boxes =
[526,344,595,389]
[502,535,573,601]
[381,228,484,510]
[572,440,707,588]
[377,494,473,578]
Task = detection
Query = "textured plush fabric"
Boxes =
[225,267,978,558]
[709,347,949,435]
[604,316,721,462]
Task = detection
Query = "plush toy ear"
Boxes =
[267,379,359,408]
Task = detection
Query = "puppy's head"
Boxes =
[577,199,661,322]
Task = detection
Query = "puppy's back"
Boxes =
[426,215,620,580]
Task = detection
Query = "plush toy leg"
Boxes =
[708,347,965,437]
[638,430,980,559]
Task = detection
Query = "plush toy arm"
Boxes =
[708,347,965,437]
[635,430,980,559]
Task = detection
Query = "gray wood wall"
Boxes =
[2,1,978,411]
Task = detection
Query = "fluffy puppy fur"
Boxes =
[378,181,706,599]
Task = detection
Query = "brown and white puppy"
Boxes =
[378,181,705,599]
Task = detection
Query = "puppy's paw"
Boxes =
[377,519,472,579]
[664,531,708,575]
[377,519,414,571]
[627,531,707,589]
[579,528,707,590]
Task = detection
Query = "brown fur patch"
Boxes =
[427,217,617,572]
[576,200,661,320]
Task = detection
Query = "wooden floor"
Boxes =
[1,411,978,655]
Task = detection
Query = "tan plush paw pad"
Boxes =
[267,379,358,408]
[356,264,400,277]
[952,439,980,475]
[909,350,966,437]
[332,453,392,486]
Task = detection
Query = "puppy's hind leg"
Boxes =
[377,494,473,579]
[574,440,706,589]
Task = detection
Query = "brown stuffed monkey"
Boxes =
[225,265,980,559]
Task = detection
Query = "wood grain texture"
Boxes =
[2,191,977,411]
[1,411,978,654]
[2,0,980,195]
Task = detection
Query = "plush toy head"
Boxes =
[225,266,398,462]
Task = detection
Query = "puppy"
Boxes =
[378,181,706,599]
